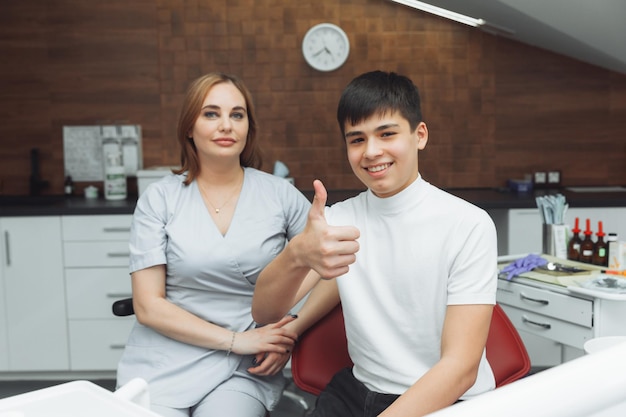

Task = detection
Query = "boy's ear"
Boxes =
[416,122,428,150]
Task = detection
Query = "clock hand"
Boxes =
[312,48,326,57]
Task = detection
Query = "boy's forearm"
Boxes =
[282,278,340,339]
[252,238,311,324]
[381,304,492,416]
[379,360,476,417]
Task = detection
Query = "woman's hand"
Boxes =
[232,315,298,356]
[246,315,298,376]
[246,347,292,376]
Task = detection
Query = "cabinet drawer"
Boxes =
[64,241,130,267]
[62,215,132,241]
[497,281,593,327]
[69,319,134,371]
[500,304,593,349]
[66,268,132,319]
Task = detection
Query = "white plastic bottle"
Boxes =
[104,151,127,200]
[121,125,140,176]
[607,233,620,269]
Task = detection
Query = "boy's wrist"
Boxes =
[286,234,311,271]
[283,320,302,339]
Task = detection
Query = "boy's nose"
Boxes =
[364,138,383,158]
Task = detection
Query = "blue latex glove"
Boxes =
[500,254,548,281]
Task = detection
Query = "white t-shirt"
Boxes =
[325,175,497,399]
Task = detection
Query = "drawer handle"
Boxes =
[107,252,130,258]
[520,293,549,305]
[110,344,126,350]
[103,227,131,233]
[106,292,133,298]
[4,231,10,266]
[522,315,552,330]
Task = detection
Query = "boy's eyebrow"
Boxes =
[344,123,400,138]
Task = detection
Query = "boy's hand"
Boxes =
[295,180,360,279]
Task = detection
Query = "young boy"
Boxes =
[252,70,498,417]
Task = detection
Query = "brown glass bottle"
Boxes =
[592,221,608,266]
[579,218,595,264]
[567,217,582,261]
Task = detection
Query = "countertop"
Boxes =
[313,186,626,210]
[497,254,626,300]
[1,186,625,216]
[0,195,138,216]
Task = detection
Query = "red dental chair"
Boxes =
[290,303,531,396]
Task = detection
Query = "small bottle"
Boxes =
[592,221,608,266]
[567,217,582,261]
[579,218,595,264]
[64,175,74,196]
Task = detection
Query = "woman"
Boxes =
[116,72,311,417]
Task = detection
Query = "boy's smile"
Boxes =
[344,112,428,198]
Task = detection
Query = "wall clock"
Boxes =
[302,23,350,72]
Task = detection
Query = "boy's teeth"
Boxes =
[368,164,389,172]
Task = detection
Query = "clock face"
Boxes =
[302,23,350,72]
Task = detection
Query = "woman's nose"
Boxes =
[219,115,232,131]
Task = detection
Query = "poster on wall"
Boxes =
[63,125,143,181]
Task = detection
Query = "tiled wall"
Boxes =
[0,0,624,195]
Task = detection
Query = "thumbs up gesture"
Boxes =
[295,180,360,279]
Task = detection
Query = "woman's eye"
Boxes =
[204,111,219,118]
[231,112,245,120]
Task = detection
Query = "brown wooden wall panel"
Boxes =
[0,0,624,196]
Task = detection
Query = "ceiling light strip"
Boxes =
[389,0,485,28]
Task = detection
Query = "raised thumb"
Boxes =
[310,179,328,220]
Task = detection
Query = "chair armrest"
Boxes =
[112,298,135,316]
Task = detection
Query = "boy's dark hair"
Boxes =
[336,70,423,137]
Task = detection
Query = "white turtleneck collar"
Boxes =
[365,174,430,215]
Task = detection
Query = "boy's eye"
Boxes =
[380,131,395,138]
[349,137,364,144]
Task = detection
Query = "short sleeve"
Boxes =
[447,209,498,305]
[128,182,169,273]
[280,181,310,240]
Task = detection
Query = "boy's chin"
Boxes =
[367,179,413,198]
[368,183,398,198]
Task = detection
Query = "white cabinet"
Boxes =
[0,217,69,371]
[62,215,134,371]
[492,207,626,256]
[497,277,626,367]
[0,235,7,370]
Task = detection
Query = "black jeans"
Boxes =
[311,368,399,417]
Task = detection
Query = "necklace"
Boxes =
[198,176,243,214]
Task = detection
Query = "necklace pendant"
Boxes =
[215,208,220,214]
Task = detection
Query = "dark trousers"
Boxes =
[311,368,399,417]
